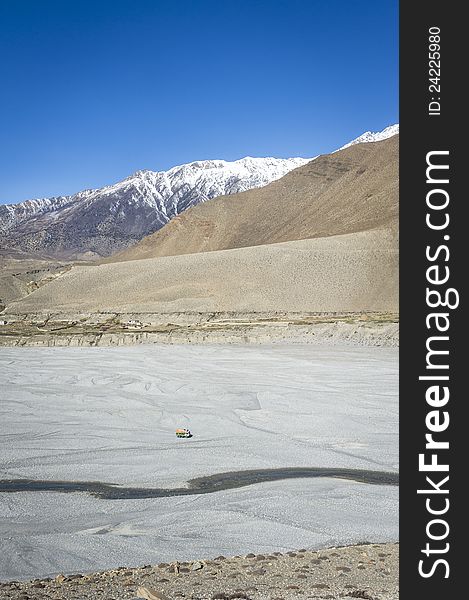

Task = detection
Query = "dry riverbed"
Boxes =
[0,543,399,600]
[0,345,398,581]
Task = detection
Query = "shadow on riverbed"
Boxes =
[0,467,398,500]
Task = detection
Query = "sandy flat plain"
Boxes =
[0,344,398,581]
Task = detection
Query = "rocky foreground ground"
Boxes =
[0,543,399,600]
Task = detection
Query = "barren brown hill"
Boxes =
[6,229,398,315]
[110,136,398,262]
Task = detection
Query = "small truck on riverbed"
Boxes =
[176,428,192,438]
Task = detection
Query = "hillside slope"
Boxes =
[6,228,398,315]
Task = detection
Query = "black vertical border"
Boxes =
[400,2,463,597]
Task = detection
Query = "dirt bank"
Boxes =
[0,312,398,347]
[0,543,399,600]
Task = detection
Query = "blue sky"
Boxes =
[0,0,398,204]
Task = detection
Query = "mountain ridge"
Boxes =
[0,156,310,259]
[0,125,398,259]
[338,124,399,150]
[110,134,398,263]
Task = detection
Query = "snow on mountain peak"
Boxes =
[338,124,399,151]
[0,155,311,256]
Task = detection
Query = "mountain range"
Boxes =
[0,125,398,260]
[5,132,399,316]
[0,157,309,259]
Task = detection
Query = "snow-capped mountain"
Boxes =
[338,124,399,151]
[0,124,399,259]
[0,192,95,236]
[0,157,309,258]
